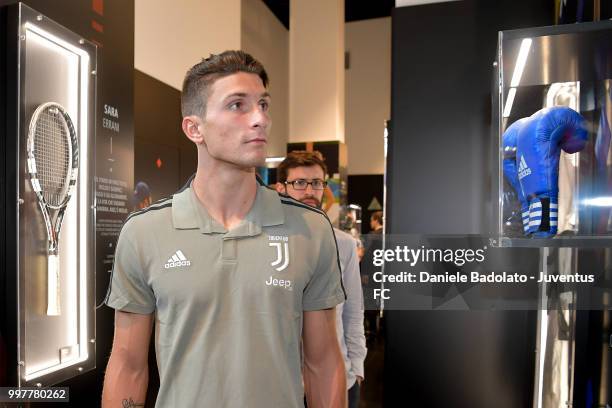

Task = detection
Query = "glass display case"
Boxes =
[495,20,612,247]
[2,3,97,386]
[494,21,612,408]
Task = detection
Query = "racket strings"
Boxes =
[34,109,71,207]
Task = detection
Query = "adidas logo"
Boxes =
[164,250,191,269]
[517,155,531,179]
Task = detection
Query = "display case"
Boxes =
[494,21,612,408]
[494,21,612,247]
[1,3,97,386]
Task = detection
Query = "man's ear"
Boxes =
[275,182,285,194]
[182,116,205,145]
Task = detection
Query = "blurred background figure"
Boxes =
[361,211,383,344]
[132,181,151,210]
[370,211,383,234]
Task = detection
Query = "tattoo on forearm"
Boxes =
[122,397,144,407]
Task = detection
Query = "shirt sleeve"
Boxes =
[104,220,156,314]
[341,238,367,379]
[302,221,346,311]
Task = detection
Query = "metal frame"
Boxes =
[13,3,97,387]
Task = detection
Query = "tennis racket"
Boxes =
[26,102,79,316]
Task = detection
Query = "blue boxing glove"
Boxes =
[516,106,588,237]
[502,118,530,235]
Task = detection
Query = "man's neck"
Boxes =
[191,162,258,230]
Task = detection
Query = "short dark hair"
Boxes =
[371,211,383,225]
[133,181,150,202]
[181,50,269,118]
[277,151,328,183]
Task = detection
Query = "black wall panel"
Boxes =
[0,0,134,404]
[385,1,553,406]
[134,69,197,200]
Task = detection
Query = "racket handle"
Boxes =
[47,254,61,316]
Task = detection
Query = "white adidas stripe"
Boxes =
[167,250,188,263]
[164,250,192,269]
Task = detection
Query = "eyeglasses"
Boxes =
[285,179,327,190]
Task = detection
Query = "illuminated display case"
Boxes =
[1,3,96,386]
[494,20,612,247]
[493,21,612,408]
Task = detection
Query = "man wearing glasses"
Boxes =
[276,151,367,408]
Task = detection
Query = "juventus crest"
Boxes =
[268,235,290,272]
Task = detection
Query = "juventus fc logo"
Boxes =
[269,235,290,272]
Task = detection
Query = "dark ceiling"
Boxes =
[262,0,395,29]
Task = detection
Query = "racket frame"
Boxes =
[25,102,79,315]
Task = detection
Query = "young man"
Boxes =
[276,152,367,408]
[102,51,347,408]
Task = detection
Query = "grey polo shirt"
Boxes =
[104,180,345,407]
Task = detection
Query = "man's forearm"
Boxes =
[101,352,149,408]
[304,353,347,408]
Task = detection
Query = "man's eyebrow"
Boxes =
[223,92,271,100]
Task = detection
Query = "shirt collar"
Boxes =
[172,180,284,237]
